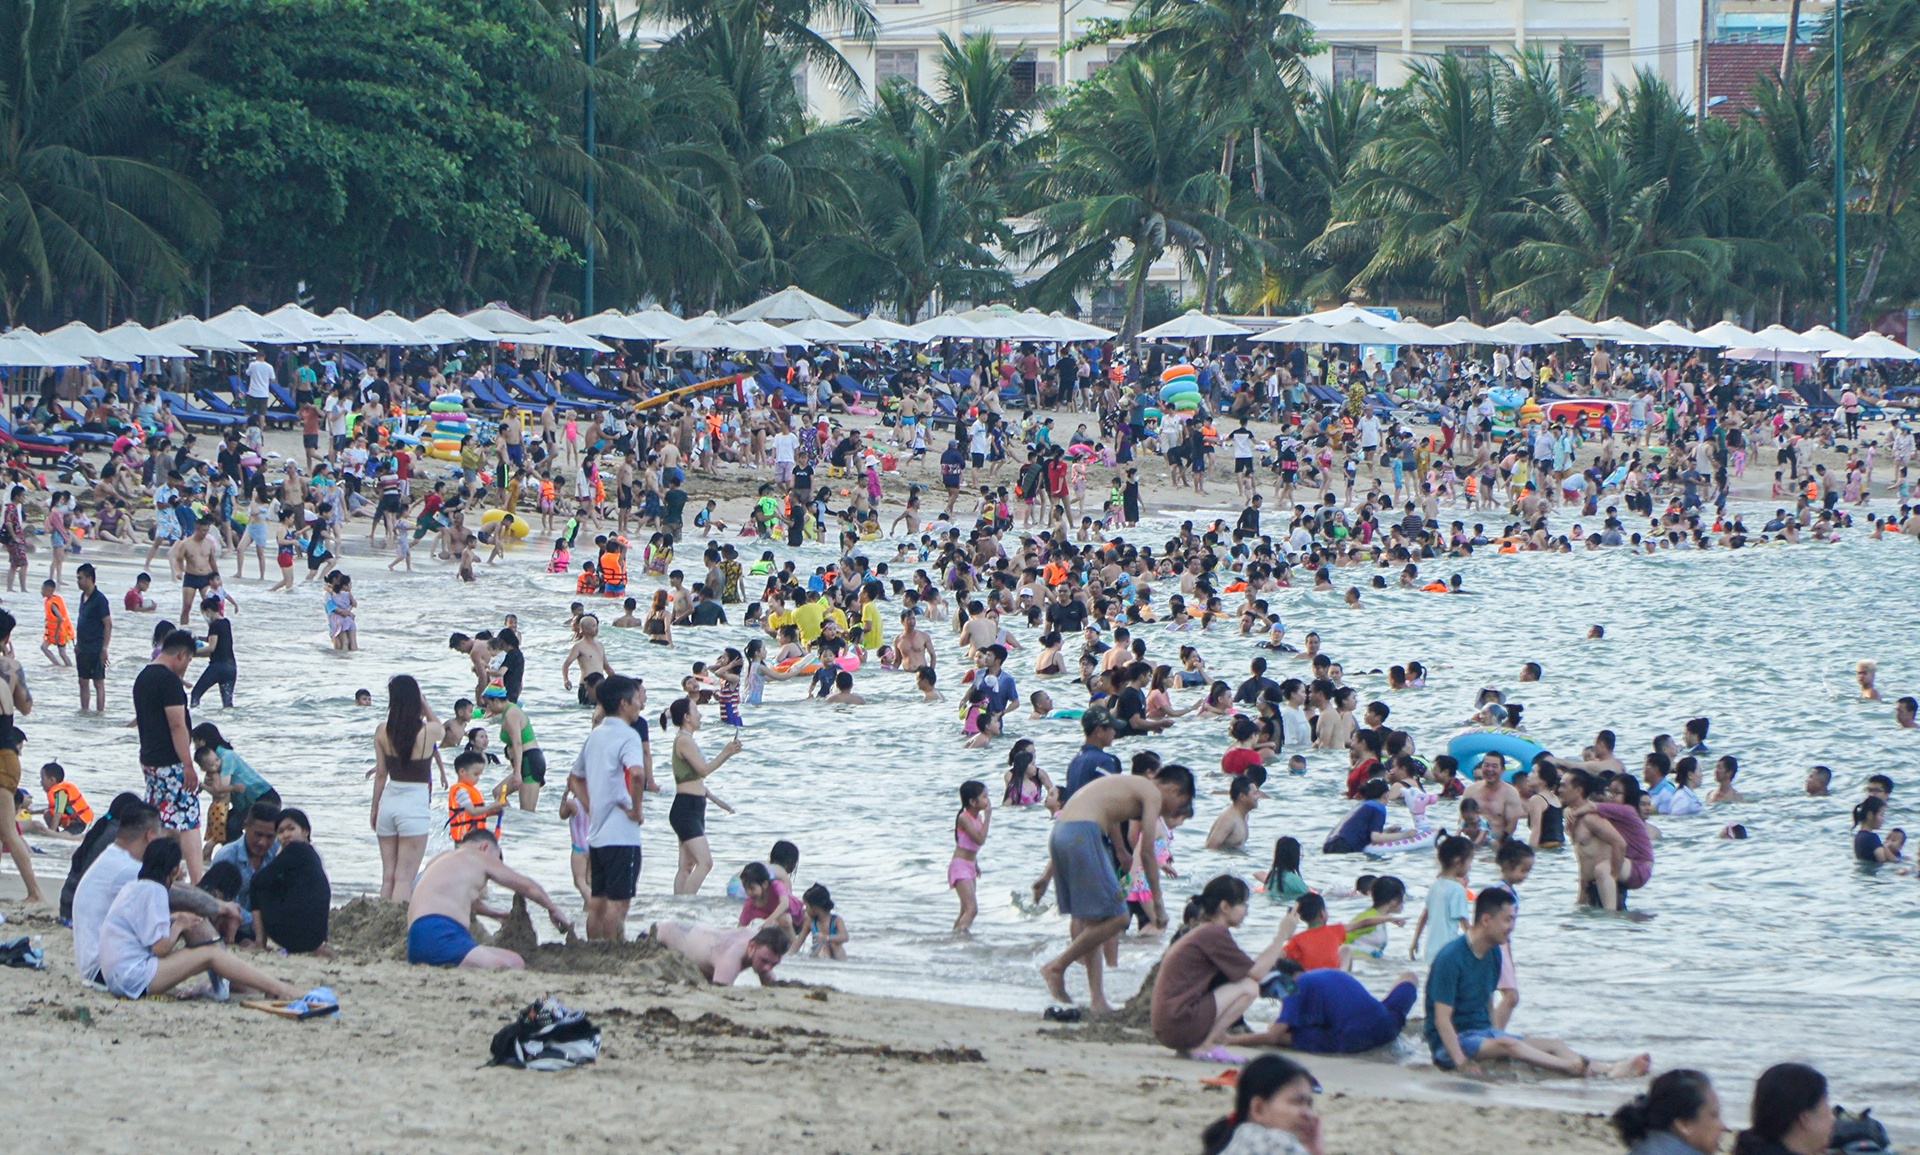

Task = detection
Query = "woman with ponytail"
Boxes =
[1732,1063,1831,1155]
[1198,1054,1322,1155]
[1149,874,1292,1062]
[1610,1069,1723,1155]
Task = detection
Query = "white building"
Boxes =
[624,0,1828,122]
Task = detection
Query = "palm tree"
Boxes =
[1021,52,1245,341]
[634,0,876,92]
[1128,0,1315,308]
[930,32,1039,185]
[1327,50,1565,321]
[1820,0,1920,317]
[0,0,216,324]
[797,81,1011,319]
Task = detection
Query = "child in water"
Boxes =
[792,883,849,959]
[949,780,990,932]
[1253,835,1311,903]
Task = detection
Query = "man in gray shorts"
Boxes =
[1039,764,1194,1014]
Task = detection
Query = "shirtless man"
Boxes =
[561,615,614,705]
[650,920,788,986]
[1203,777,1259,850]
[610,598,643,628]
[1465,752,1527,842]
[822,670,866,705]
[449,631,495,701]
[169,522,221,622]
[1038,765,1196,1013]
[403,828,571,969]
[1551,728,1625,775]
[958,601,998,657]
[892,609,935,672]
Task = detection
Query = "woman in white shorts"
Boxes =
[371,674,442,902]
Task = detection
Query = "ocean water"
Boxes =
[32,507,1920,1124]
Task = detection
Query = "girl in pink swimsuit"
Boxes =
[949,780,991,932]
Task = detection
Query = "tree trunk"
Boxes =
[1780,0,1802,83]
[1854,236,1889,321]
[1120,244,1157,349]
[529,261,558,318]
[1202,242,1223,314]
[1463,263,1484,325]
[456,240,482,312]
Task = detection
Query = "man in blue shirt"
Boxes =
[1425,889,1647,1077]
[1061,708,1121,802]
[210,802,282,940]
[977,643,1017,717]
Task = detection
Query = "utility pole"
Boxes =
[1696,0,1711,128]
[583,0,598,317]
[1834,0,1847,332]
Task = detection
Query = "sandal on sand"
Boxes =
[1189,1045,1245,1064]
[244,987,339,1021]
[1043,1005,1082,1023]
[1200,1069,1240,1088]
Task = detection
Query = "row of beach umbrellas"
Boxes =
[3,285,1914,368]
[1137,304,1920,363]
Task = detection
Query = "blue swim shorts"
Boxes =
[1432,1027,1520,1068]
[406,914,477,967]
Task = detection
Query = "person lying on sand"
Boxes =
[404,828,571,969]
[648,919,789,985]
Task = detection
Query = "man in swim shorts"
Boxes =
[648,920,788,985]
[169,521,221,623]
[1039,766,1194,1014]
[405,828,571,968]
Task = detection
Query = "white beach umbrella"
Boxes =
[321,308,408,345]
[665,314,780,351]
[623,307,689,341]
[1533,311,1612,340]
[571,309,650,341]
[1299,303,1397,329]
[462,305,550,339]
[1590,317,1673,346]
[1248,318,1392,345]
[1138,309,1253,340]
[266,303,358,343]
[39,321,143,361]
[494,316,613,353]
[101,322,196,359]
[1433,317,1504,344]
[1380,317,1462,345]
[1048,312,1116,341]
[841,315,922,343]
[1646,320,1723,349]
[1799,325,1875,357]
[1693,321,1760,348]
[365,311,451,346]
[779,318,851,344]
[1480,318,1567,346]
[205,305,303,345]
[1750,325,1829,353]
[910,313,987,340]
[416,309,502,344]
[1847,331,1920,361]
[153,316,256,352]
[726,285,857,324]
[0,329,88,367]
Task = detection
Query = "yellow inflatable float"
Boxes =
[480,509,530,539]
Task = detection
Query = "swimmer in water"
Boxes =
[1856,661,1881,701]
[1203,777,1260,850]
[1895,696,1917,729]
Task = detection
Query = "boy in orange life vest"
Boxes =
[576,559,601,595]
[448,751,505,843]
[41,762,93,834]
[41,578,74,666]
[598,538,628,597]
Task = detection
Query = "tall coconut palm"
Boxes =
[634,0,876,92]
[1022,52,1245,342]
[0,0,216,323]
[1820,0,1920,316]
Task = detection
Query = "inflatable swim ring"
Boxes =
[1144,407,1163,420]
[1446,727,1549,782]
[1363,828,1439,857]
[849,404,877,416]
[1169,393,1202,411]
[480,509,530,539]
[1160,364,1198,384]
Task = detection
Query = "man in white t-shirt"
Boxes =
[1356,413,1382,465]
[244,353,276,424]
[569,675,653,941]
[71,807,164,982]
[1230,421,1257,497]
[770,426,798,488]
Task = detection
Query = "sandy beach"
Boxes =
[2,875,1629,1155]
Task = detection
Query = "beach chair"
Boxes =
[159,391,246,428]
[563,369,625,403]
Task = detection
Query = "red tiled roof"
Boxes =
[1706,43,1812,120]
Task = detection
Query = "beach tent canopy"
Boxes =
[1847,331,1920,361]
[265,304,360,343]
[153,316,256,352]
[319,308,408,345]
[1433,317,1503,343]
[665,313,781,351]
[726,285,857,324]
[366,311,452,346]
[415,309,504,344]
[206,306,303,345]
[570,309,654,341]
[1248,317,1393,345]
[1799,325,1876,358]
[0,329,89,367]
[1138,310,1252,340]
[909,313,987,340]
[39,321,147,362]
[462,305,551,339]
[1380,317,1461,345]
[1047,312,1115,341]
[1533,311,1611,340]
[102,322,197,359]
[1590,317,1673,346]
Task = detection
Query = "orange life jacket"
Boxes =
[48,781,92,828]
[43,595,73,645]
[599,550,627,589]
[1422,581,1449,592]
[576,564,601,594]
[448,781,485,842]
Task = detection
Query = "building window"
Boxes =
[792,65,808,105]
[876,49,918,87]
[1086,48,1119,79]
[1331,45,1377,85]
[1567,42,1604,99]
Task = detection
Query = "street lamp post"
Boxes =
[583,0,598,317]
[1833,0,1846,333]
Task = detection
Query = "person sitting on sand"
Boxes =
[404,828,571,969]
[1226,966,1420,1054]
[1149,875,1294,1063]
[1426,887,1649,1078]
[96,837,304,1003]
[648,919,789,985]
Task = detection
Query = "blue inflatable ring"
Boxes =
[1446,727,1550,782]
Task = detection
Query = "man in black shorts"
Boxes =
[73,563,112,712]
[169,521,220,622]
[569,676,652,940]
